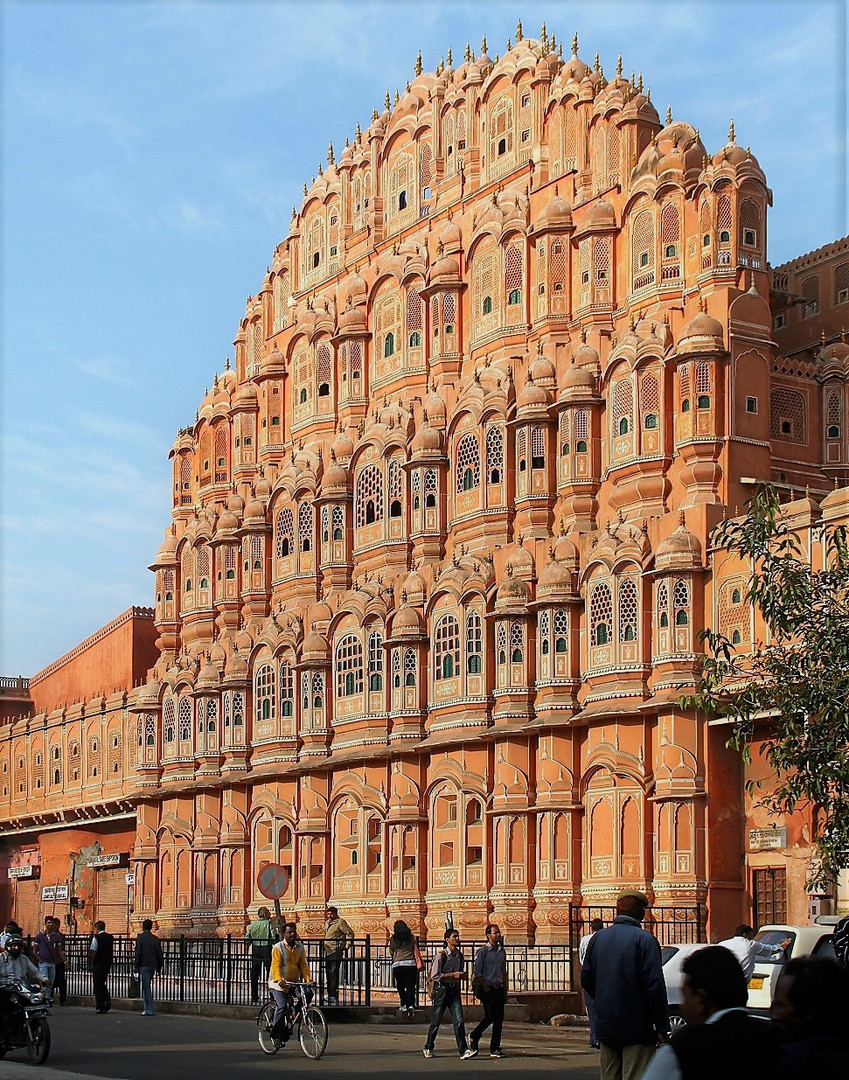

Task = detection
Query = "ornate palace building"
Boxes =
[3,25,849,939]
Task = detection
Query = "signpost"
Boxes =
[256,862,290,925]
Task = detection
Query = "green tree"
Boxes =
[688,485,849,892]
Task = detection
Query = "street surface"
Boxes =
[2,1006,600,1080]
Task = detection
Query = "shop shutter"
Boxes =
[12,879,42,938]
[94,868,130,936]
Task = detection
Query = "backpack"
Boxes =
[833,915,849,968]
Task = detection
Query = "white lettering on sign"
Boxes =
[8,865,39,879]
[87,853,126,868]
[748,827,787,851]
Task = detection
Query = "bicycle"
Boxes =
[257,981,329,1060]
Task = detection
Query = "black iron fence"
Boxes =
[36,907,704,1009]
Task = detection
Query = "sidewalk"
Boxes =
[2,1065,132,1080]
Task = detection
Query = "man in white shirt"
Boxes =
[716,924,791,980]
[578,918,604,1048]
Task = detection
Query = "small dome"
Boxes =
[227,490,245,514]
[216,507,239,534]
[506,543,535,578]
[310,599,333,627]
[255,472,272,500]
[516,373,550,413]
[332,429,355,461]
[655,512,702,568]
[135,679,161,706]
[224,648,248,679]
[393,605,423,634]
[263,344,285,375]
[401,569,426,605]
[538,555,574,595]
[678,307,724,352]
[430,248,461,285]
[197,656,221,689]
[301,629,330,664]
[244,495,266,523]
[322,453,348,492]
[411,417,443,454]
[338,300,367,334]
[424,386,447,425]
[536,194,573,231]
[496,567,531,607]
[561,363,596,390]
[155,531,178,563]
[819,340,849,365]
[560,40,590,83]
[439,218,462,250]
[588,199,616,228]
[530,351,556,383]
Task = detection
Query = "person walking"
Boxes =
[88,920,114,1014]
[640,945,781,1080]
[33,915,65,1006]
[134,918,164,1016]
[245,906,277,1005]
[581,889,670,1080]
[469,922,508,1058]
[323,905,354,1005]
[49,918,68,1005]
[389,919,419,1016]
[716,924,791,980]
[579,918,604,1048]
[423,927,474,1059]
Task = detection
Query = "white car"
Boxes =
[746,924,836,1011]
[661,942,709,1029]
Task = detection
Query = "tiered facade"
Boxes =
[3,26,849,939]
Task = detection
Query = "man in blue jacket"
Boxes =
[581,889,670,1080]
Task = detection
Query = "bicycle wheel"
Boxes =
[298,1004,328,1059]
[26,1017,51,1065]
[257,1002,282,1055]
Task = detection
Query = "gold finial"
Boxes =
[406,81,410,93]
[617,54,623,76]
[540,22,547,45]
[394,89,400,105]
[842,327,847,342]
[729,119,736,143]
[666,105,672,125]
[318,161,323,175]
[580,327,587,343]
[646,86,651,102]
[572,32,578,55]
[507,36,512,50]
[385,90,391,110]
[558,42,563,57]
[551,32,557,52]
[328,142,334,164]
[638,73,643,92]
[213,371,218,388]
[481,34,488,54]
[303,181,308,195]
[225,356,230,370]
[415,50,423,76]
[516,19,523,41]
[464,41,471,62]
[594,52,600,72]
[357,120,363,137]
[446,45,453,67]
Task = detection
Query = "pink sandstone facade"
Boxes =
[2,26,848,940]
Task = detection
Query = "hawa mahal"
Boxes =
[3,25,849,941]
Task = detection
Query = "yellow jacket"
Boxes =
[269,940,312,989]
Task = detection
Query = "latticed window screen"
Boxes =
[696,363,711,396]
[549,114,562,173]
[336,634,364,696]
[456,432,481,490]
[673,578,690,615]
[350,341,362,379]
[280,664,293,715]
[550,240,566,288]
[486,425,504,479]
[431,295,439,329]
[298,503,313,551]
[539,609,550,638]
[554,608,569,643]
[613,379,634,431]
[466,611,483,663]
[700,200,711,241]
[506,246,523,292]
[434,614,460,679]
[531,426,545,466]
[632,209,655,281]
[826,388,842,433]
[475,251,497,326]
[317,344,332,387]
[559,412,571,451]
[404,648,417,685]
[509,620,524,657]
[575,410,588,441]
[593,237,610,279]
[392,650,401,688]
[606,123,620,185]
[770,387,808,443]
[196,547,210,584]
[276,509,294,558]
[564,109,577,172]
[739,199,761,247]
[301,672,310,710]
[424,468,438,493]
[679,366,690,405]
[180,457,191,489]
[356,464,384,526]
[407,288,423,333]
[657,580,669,620]
[388,458,404,502]
[312,672,324,707]
[590,581,613,645]
[214,427,227,466]
[719,580,748,643]
[579,239,591,282]
[321,505,329,542]
[802,276,819,314]
[255,664,276,721]
[660,203,680,249]
[368,631,384,687]
[716,191,732,235]
[490,97,514,160]
[618,577,639,642]
[419,144,432,188]
[443,293,456,325]
[835,262,849,303]
[332,506,344,537]
[641,371,660,420]
[178,697,192,740]
[251,534,263,564]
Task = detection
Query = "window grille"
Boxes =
[196,547,210,583]
[486,425,503,482]
[368,630,384,690]
[355,464,384,527]
[456,432,481,490]
[404,648,417,686]
[575,410,588,441]
[590,581,613,646]
[276,508,294,558]
[443,293,456,326]
[505,245,523,292]
[298,502,313,552]
[317,344,332,389]
[517,428,527,460]
[801,276,819,317]
[321,505,330,543]
[431,295,439,331]
[388,458,404,500]
[178,697,192,740]
[826,387,842,437]
[419,143,432,188]
[312,672,324,709]
[673,578,689,616]
[657,581,669,626]
[301,672,310,711]
[392,650,401,688]
[641,371,660,424]
[255,664,276,722]
[224,547,236,576]
[696,362,710,396]
[719,579,748,643]
[593,236,610,280]
[497,622,507,662]
[739,199,761,249]
[331,505,344,540]
[613,378,634,436]
[531,425,545,468]
[336,634,363,696]
[466,611,483,672]
[539,609,550,638]
[550,239,566,290]
[424,468,437,493]
[434,614,460,680]
[632,209,655,288]
[770,387,807,443]
[618,577,639,642]
[509,620,524,663]
[474,251,497,331]
[145,716,156,746]
[564,109,577,173]
[554,608,568,650]
[407,288,423,333]
[350,341,362,381]
[660,202,680,247]
[835,262,849,304]
[214,427,228,472]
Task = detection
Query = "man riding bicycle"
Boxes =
[268,922,314,1044]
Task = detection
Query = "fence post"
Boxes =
[179,935,186,1002]
[225,935,232,1005]
[364,934,371,1007]
[567,904,576,992]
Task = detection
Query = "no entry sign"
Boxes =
[256,862,290,900]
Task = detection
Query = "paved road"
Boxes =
[2,1006,600,1080]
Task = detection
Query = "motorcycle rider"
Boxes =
[0,936,50,1035]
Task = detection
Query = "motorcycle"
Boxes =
[0,979,51,1064]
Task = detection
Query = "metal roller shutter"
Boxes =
[94,868,130,936]
[12,879,42,938]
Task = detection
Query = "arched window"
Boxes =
[355,464,384,528]
[163,699,176,743]
[280,663,294,717]
[631,208,655,288]
[657,581,669,628]
[575,409,589,453]
[368,630,384,691]
[456,432,480,491]
[509,620,524,664]
[466,611,483,673]
[298,502,313,552]
[483,296,493,314]
[388,458,404,519]
[384,331,395,357]
[255,663,276,722]
[505,245,523,308]
[336,634,363,697]
[486,425,503,484]
[826,387,842,439]
[554,608,568,653]
[612,378,634,446]
[434,614,460,680]
[424,468,438,509]
[178,697,192,741]
[407,287,423,349]
[590,581,612,646]
[316,344,332,398]
[332,505,344,541]
[404,648,417,687]
[275,507,294,559]
[531,426,545,469]
[618,577,639,642]
[770,387,807,443]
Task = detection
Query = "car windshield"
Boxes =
[660,946,679,966]
[755,930,796,963]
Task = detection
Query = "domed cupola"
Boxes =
[655,511,702,571]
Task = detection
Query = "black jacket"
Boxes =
[90,931,114,972]
[581,915,669,1046]
[672,1009,781,1079]
[134,930,164,972]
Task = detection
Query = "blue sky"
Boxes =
[1,0,847,677]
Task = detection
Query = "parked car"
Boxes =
[661,942,709,1029]
[746,924,835,1011]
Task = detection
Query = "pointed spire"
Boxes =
[446,45,453,67]
[464,41,471,62]
[481,34,488,54]
[617,54,623,76]
[666,105,673,125]
[594,52,600,72]
[394,88,400,105]
[506,36,512,51]
[225,356,230,370]
[415,50,423,76]
[327,142,334,164]
[516,19,523,41]
[572,32,578,55]
[317,161,323,176]
[303,181,308,195]
[729,119,736,143]
[357,120,363,137]
[385,89,391,110]
[638,72,643,92]
[540,22,547,48]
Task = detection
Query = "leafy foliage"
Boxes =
[686,486,849,891]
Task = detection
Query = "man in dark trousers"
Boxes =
[88,920,114,1013]
[134,918,164,1015]
[469,923,508,1058]
[640,945,780,1080]
[581,889,670,1080]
